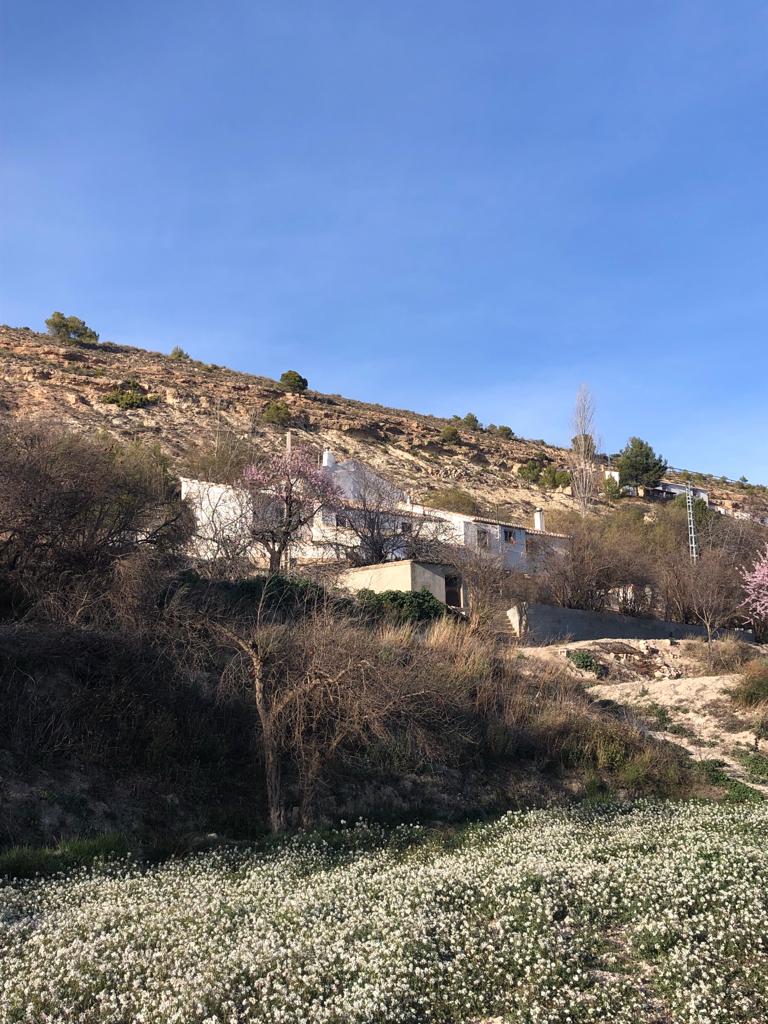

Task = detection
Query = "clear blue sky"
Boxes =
[2,2,767,480]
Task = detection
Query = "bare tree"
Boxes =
[198,590,439,831]
[444,544,518,635]
[0,422,192,621]
[181,421,259,485]
[183,478,254,580]
[332,464,450,566]
[568,384,599,516]
[679,547,746,662]
[244,450,340,573]
[534,520,618,612]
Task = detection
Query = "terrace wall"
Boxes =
[507,602,750,644]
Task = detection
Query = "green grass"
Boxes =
[566,649,607,677]
[0,833,130,879]
[731,747,768,783]
[694,758,764,803]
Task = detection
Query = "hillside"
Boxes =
[2,324,765,525]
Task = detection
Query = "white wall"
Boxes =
[181,476,567,572]
[181,478,255,563]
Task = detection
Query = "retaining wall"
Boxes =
[507,602,744,645]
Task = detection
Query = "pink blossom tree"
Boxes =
[743,545,768,620]
[243,451,339,573]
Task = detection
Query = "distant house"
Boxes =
[407,501,569,572]
[601,468,711,506]
[640,482,710,505]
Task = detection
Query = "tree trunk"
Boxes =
[705,622,714,669]
[268,548,282,574]
[249,649,287,832]
[263,730,286,833]
[298,751,323,829]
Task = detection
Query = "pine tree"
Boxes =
[617,437,667,488]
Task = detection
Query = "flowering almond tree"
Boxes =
[743,545,768,620]
[243,450,339,572]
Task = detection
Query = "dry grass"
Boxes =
[1,604,707,849]
[730,659,768,710]
[683,635,756,674]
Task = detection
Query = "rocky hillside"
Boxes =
[2,324,765,524]
[0,325,581,523]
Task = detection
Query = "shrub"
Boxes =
[280,370,308,393]
[169,346,191,360]
[460,412,481,431]
[540,466,571,490]
[488,424,514,440]
[566,649,607,677]
[517,459,544,485]
[440,425,461,445]
[731,660,768,708]
[102,381,157,409]
[603,477,622,502]
[45,311,99,345]
[356,587,447,625]
[262,400,292,426]
[686,635,755,674]
[421,487,479,515]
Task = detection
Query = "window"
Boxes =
[476,527,490,549]
[445,574,463,607]
[503,528,517,544]
[336,510,350,528]
[401,520,413,535]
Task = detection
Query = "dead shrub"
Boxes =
[731,659,768,709]
[685,635,756,675]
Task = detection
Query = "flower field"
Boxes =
[2,803,768,1023]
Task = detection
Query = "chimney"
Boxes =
[534,508,545,532]
[322,448,336,468]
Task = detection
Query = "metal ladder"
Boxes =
[686,483,699,562]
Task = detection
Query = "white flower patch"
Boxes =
[1,804,768,1023]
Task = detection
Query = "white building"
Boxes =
[643,481,710,504]
[180,448,568,572]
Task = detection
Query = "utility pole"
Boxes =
[686,483,699,563]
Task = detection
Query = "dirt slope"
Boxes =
[525,638,768,795]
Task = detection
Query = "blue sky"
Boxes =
[2,2,767,480]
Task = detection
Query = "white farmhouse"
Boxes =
[180,448,568,573]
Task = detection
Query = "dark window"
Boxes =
[401,520,413,534]
[445,574,462,607]
[503,528,517,544]
[476,528,490,549]
[336,511,350,528]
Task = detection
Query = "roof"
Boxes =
[471,516,571,540]
[340,558,452,576]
